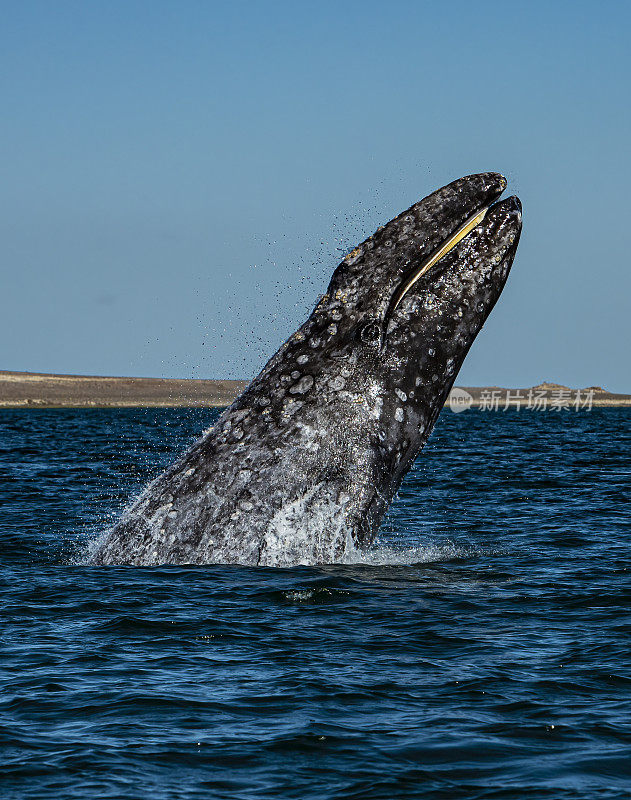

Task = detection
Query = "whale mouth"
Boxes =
[385,204,492,320]
[380,176,515,343]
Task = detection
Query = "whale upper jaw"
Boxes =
[322,172,518,330]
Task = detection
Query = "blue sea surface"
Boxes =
[1,407,630,799]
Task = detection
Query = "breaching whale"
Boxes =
[90,172,522,566]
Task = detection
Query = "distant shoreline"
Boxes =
[1,371,630,409]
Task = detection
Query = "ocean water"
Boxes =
[1,407,630,799]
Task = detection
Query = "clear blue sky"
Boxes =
[2,0,630,390]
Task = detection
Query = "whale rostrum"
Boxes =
[89,172,522,566]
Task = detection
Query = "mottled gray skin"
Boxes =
[90,172,522,566]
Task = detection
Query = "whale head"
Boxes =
[255,172,522,540]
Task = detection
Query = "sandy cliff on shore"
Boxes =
[0,371,247,408]
[1,371,629,409]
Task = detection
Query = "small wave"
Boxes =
[284,589,316,601]
[282,588,354,602]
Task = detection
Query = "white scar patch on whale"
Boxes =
[365,380,385,420]
[258,484,355,567]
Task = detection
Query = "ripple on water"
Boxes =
[1,408,630,799]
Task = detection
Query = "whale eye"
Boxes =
[360,322,381,345]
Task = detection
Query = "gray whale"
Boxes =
[90,172,522,566]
